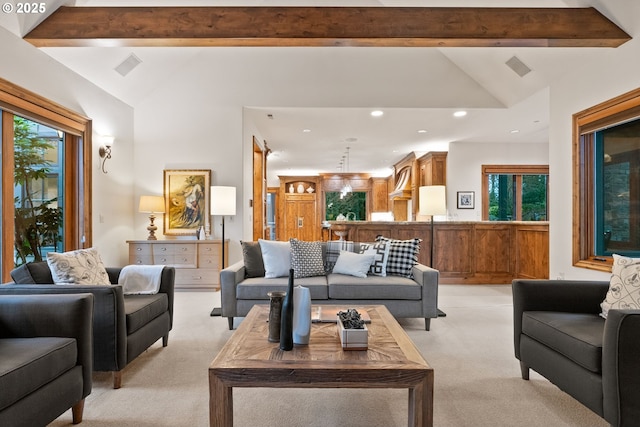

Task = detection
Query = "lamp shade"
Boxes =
[139,195,165,213]
[210,186,236,216]
[419,185,447,216]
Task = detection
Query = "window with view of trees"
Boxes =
[482,165,548,221]
[0,78,92,282]
[575,88,640,271]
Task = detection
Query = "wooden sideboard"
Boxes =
[331,220,549,284]
[126,240,228,290]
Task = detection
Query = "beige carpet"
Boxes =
[50,285,608,427]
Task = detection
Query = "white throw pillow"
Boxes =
[258,239,291,278]
[359,241,390,277]
[46,247,110,285]
[332,250,376,278]
[601,254,640,318]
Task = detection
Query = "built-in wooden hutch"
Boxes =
[274,151,549,284]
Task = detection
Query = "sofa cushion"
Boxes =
[240,241,265,278]
[332,251,375,278]
[0,337,77,411]
[124,294,169,335]
[376,237,421,278]
[46,247,110,285]
[359,241,390,277]
[10,262,55,284]
[237,276,329,300]
[522,311,604,373]
[601,254,640,318]
[324,240,354,274]
[327,273,422,300]
[258,239,291,278]
[290,239,326,279]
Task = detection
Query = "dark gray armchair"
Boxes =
[513,279,640,427]
[0,293,93,426]
[1,261,175,389]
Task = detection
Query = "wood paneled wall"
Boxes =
[335,220,549,284]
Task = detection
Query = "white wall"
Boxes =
[548,1,640,281]
[0,27,135,267]
[447,141,549,221]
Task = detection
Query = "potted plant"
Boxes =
[337,309,368,350]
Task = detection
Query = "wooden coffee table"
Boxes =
[209,304,433,427]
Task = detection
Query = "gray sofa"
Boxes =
[0,293,93,426]
[221,241,439,331]
[1,261,175,389]
[513,279,640,427]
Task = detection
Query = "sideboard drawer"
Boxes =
[129,243,152,256]
[174,269,219,288]
[129,255,153,265]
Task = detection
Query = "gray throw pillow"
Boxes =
[241,241,265,278]
[10,261,55,284]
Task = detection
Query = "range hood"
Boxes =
[389,167,412,199]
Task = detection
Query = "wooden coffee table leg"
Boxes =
[209,372,233,427]
[408,374,433,427]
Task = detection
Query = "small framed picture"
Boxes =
[457,191,475,209]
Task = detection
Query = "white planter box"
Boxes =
[337,316,368,351]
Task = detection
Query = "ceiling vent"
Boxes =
[505,56,532,77]
[114,54,142,77]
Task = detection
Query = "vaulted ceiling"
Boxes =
[0,0,635,179]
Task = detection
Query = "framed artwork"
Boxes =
[163,169,211,235]
[457,191,475,209]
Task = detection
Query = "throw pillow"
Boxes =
[46,247,110,285]
[240,241,265,278]
[332,250,376,278]
[290,238,326,279]
[324,240,355,273]
[376,236,422,278]
[258,239,291,278]
[359,241,390,276]
[10,261,55,284]
[601,254,640,318]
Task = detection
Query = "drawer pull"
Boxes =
[161,247,167,251]
[136,247,142,251]
[182,247,188,251]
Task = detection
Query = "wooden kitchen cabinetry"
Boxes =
[283,193,317,241]
[126,240,227,290]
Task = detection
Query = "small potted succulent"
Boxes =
[337,309,368,350]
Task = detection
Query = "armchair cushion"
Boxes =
[522,311,604,373]
[124,294,169,335]
[0,337,77,411]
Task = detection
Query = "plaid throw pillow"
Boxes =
[376,237,421,278]
[324,240,354,273]
[290,239,326,279]
[359,241,390,276]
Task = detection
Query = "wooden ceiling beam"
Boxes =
[24,6,630,48]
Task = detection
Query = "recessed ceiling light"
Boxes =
[371,110,384,117]
[417,129,427,134]
[302,129,311,133]
[453,111,467,118]
[510,129,520,134]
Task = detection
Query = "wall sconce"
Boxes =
[97,135,115,174]
[139,195,165,240]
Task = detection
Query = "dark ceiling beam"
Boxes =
[24,6,630,48]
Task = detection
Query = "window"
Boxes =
[482,165,549,221]
[0,78,92,281]
[574,88,640,271]
[325,191,366,221]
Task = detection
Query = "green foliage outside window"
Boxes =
[13,116,62,266]
[326,192,366,221]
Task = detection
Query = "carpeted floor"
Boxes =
[50,285,608,427]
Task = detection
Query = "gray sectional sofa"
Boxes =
[221,240,440,331]
[513,279,640,427]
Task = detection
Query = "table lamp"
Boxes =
[139,195,165,240]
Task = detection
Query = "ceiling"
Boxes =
[0,0,633,181]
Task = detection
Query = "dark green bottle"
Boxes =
[279,269,294,351]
